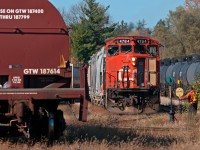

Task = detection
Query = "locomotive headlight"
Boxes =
[132,57,137,66]
[132,57,136,61]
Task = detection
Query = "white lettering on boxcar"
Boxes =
[24,69,39,74]
[0,9,44,20]
[23,68,61,75]
[12,76,22,84]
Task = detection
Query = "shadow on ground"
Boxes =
[63,124,177,147]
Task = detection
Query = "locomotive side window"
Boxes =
[108,45,119,56]
[148,46,158,56]
[134,44,147,54]
[121,45,132,53]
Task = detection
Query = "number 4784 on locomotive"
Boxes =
[88,36,161,114]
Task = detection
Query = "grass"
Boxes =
[1,104,200,150]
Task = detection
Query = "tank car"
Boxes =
[0,0,88,139]
[88,36,161,114]
[160,55,200,96]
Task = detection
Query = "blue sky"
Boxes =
[49,0,185,28]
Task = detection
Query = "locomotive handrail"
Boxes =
[106,71,117,87]
[106,71,116,79]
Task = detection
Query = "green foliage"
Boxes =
[67,0,200,62]
[70,22,96,62]
[191,73,200,101]
[70,0,116,63]
[136,19,146,30]
[114,20,134,36]
[182,102,190,113]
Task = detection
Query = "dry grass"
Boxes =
[1,104,200,150]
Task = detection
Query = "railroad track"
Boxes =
[105,114,153,126]
[118,126,191,133]
[104,105,178,126]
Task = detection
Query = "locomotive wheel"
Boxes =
[47,112,55,140]
[136,99,144,114]
[118,101,126,111]
[137,105,144,113]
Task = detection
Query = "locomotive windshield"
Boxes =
[108,45,119,56]
[121,45,132,53]
[134,44,159,56]
[134,44,147,54]
[148,45,158,56]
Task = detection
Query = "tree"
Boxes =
[153,19,168,39]
[153,6,200,59]
[128,22,135,32]
[136,19,146,30]
[114,20,134,36]
[127,19,152,37]
[153,19,174,58]
[185,0,200,10]
[70,0,116,63]
[190,73,200,101]
[61,2,84,26]
[168,7,200,56]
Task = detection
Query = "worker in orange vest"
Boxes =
[180,87,198,116]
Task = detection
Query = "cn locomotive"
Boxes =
[0,0,88,138]
[88,36,161,114]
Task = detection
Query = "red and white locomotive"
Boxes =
[88,36,161,113]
